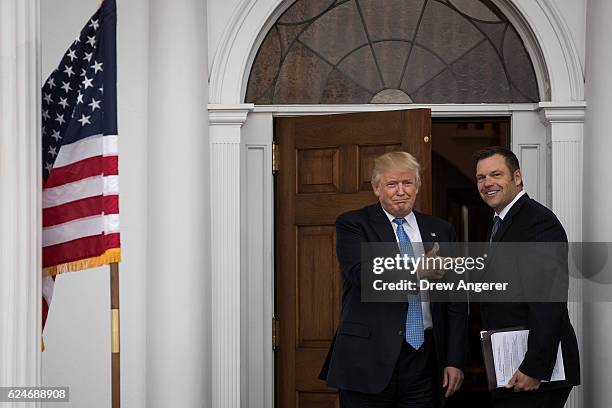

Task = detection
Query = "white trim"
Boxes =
[538,105,585,408]
[538,0,585,101]
[539,102,587,124]
[252,103,538,116]
[0,0,42,400]
[209,108,250,408]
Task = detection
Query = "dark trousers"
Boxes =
[493,387,572,408]
[339,331,437,408]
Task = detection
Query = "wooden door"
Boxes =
[275,109,432,408]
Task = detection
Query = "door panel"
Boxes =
[275,110,432,408]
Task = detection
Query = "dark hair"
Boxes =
[474,146,521,175]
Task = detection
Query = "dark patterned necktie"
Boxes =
[490,216,501,243]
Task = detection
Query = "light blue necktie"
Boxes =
[393,218,425,349]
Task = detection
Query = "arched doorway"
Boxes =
[207,0,584,407]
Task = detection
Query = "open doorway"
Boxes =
[272,112,511,407]
[431,117,510,407]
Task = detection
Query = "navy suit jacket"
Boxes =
[319,202,468,400]
[481,193,580,394]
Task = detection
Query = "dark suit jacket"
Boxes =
[319,203,468,402]
[481,193,580,395]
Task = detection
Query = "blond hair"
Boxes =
[371,151,421,187]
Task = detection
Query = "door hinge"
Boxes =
[272,141,279,175]
[272,317,279,350]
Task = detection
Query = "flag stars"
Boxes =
[42,110,50,120]
[89,98,101,112]
[89,19,99,30]
[48,146,58,157]
[87,36,96,48]
[80,68,87,77]
[46,77,56,88]
[83,52,93,62]
[77,114,91,127]
[43,93,53,104]
[67,49,77,61]
[63,65,75,78]
[58,97,69,109]
[61,81,72,93]
[44,162,53,173]
[55,113,66,125]
[51,130,62,141]
[91,61,103,74]
[76,91,84,104]
[82,76,94,89]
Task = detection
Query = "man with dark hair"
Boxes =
[474,146,580,408]
[320,151,468,408]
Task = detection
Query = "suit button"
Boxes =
[398,330,404,336]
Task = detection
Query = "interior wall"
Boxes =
[41,0,149,407]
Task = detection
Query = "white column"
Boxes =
[584,0,612,406]
[146,0,210,406]
[209,104,253,408]
[0,0,41,405]
[539,104,584,408]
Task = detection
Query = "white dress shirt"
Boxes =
[496,189,526,220]
[381,208,433,330]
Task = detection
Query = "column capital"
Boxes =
[538,102,586,124]
[208,104,254,126]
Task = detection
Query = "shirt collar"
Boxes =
[381,206,418,231]
[496,189,526,220]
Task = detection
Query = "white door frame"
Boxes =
[208,1,586,407]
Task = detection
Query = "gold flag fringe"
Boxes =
[44,248,121,276]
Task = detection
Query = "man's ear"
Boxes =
[513,169,522,187]
[371,181,380,198]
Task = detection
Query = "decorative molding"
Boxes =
[547,119,584,408]
[208,104,254,125]
[209,0,255,101]
[253,103,538,116]
[538,0,585,101]
[211,140,242,408]
[539,102,587,124]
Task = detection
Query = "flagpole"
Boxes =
[110,262,120,408]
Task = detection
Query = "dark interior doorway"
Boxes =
[431,117,510,407]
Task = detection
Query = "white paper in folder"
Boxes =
[491,329,565,388]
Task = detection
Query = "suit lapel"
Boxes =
[367,203,397,242]
[414,211,437,252]
[491,193,530,243]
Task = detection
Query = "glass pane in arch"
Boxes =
[245,0,540,104]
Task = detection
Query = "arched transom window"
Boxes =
[245,0,539,104]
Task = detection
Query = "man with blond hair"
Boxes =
[320,151,468,407]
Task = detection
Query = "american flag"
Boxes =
[42,0,120,330]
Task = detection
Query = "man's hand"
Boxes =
[506,370,541,392]
[416,242,446,280]
[442,366,464,398]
